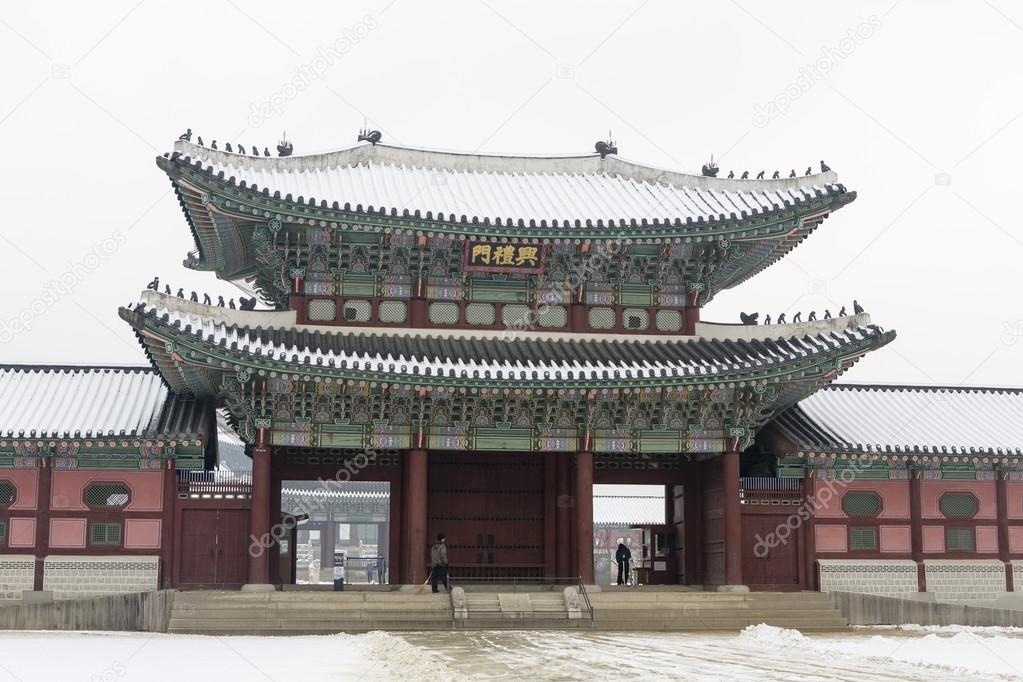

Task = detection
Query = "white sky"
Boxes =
[0,0,1021,388]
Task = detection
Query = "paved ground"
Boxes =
[2,627,1022,681]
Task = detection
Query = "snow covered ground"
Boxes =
[2,625,1023,681]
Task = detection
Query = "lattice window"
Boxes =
[0,520,6,544]
[84,482,130,508]
[429,302,460,324]
[342,300,372,322]
[537,306,567,328]
[501,304,531,327]
[655,309,683,332]
[0,481,13,507]
[939,493,978,518]
[945,527,976,551]
[847,527,878,551]
[623,308,649,330]
[88,522,122,546]
[842,491,882,517]
[588,307,615,329]
[378,300,407,323]
[307,299,337,322]
[466,303,496,326]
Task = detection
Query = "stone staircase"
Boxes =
[589,590,848,631]
[168,590,453,635]
[167,588,847,635]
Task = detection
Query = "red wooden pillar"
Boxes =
[997,470,1013,591]
[248,427,272,585]
[801,470,817,590]
[575,451,595,583]
[34,458,53,591]
[722,450,743,586]
[556,454,572,577]
[161,461,176,588]
[682,458,703,585]
[909,470,926,592]
[404,449,428,584]
[543,453,557,577]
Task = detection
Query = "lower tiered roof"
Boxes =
[120,292,893,455]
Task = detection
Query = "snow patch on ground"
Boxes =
[360,631,469,681]
[738,623,811,647]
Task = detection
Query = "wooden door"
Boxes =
[179,509,250,585]
[216,510,250,585]
[741,514,800,589]
[180,510,219,584]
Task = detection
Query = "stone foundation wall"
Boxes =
[817,559,919,598]
[923,560,1007,602]
[0,555,36,601]
[42,556,159,600]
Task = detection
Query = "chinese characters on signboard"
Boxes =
[464,242,545,273]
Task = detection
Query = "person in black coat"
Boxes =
[615,542,632,585]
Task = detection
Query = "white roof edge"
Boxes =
[141,290,841,345]
[172,139,839,192]
[695,313,871,341]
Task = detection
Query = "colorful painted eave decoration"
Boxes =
[119,302,894,453]
[157,152,855,291]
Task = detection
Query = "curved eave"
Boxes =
[119,304,894,398]
[158,152,855,292]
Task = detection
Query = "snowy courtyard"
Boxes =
[2,625,1023,681]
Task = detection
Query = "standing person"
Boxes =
[430,533,450,593]
[615,542,632,586]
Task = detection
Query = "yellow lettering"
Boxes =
[471,244,491,264]
[516,246,539,266]
[492,245,515,265]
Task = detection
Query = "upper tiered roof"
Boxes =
[158,138,856,298]
[167,140,850,227]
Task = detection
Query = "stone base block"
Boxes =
[818,559,919,599]
[20,590,54,605]
[0,555,36,601]
[715,584,750,593]
[43,555,159,601]
[241,583,277,592]
[923,560,1007,603]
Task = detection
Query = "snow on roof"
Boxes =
[0,364,210,439]
[773,384,1023,456]
[171,140,845,225]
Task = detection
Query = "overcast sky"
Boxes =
[0,0,1021,387]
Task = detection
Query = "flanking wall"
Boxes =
[0,466,174,600]
[809,474,1020,602]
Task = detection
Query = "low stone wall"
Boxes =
[42,556,159,600]
[0,556,36,601]
[923,560,1007,602]
[0,590,175,632]
[830,590,1023,627]
[817,559,918,598]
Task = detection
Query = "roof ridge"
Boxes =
[0,363,155,374]
[171,139,841,192]
[825,382,1023,395]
